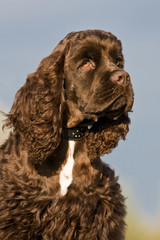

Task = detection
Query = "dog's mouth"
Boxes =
[80,83,134,124]
[79,104,127,128]
[63,100,130,140]
[64,92,133,131]
[104,105,127,120]
[82,96,129,125]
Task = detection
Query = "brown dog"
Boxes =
[0,30,134,240]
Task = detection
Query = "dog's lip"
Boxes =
[104,106,126,115]
[79,118,97,127]
[84,104,127,119]
[78,105,127,128]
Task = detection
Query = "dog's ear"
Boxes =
[5,41,70,164]
[85,114,130,160]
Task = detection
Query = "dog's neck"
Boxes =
[35,135,102,196]
[8,131,102,196]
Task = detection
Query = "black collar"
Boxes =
[62,127,88,141]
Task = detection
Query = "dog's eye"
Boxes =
[116,58,123,68]
[116,60,120,67]
[79,59,95,70]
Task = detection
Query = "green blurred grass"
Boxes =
[126,205,160,240]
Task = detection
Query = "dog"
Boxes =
[0,29,134,239]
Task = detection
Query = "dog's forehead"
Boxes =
[68,38,122,61]
[63,30,121,57]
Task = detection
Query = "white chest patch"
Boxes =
[59,141,75,196]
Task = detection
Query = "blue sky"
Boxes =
[0,0,160,224]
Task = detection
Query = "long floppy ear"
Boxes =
[85,114,130,160]
[5,42,69,164]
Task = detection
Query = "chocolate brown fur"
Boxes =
[0,30,134,239]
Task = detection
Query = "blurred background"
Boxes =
[0,0,160,239]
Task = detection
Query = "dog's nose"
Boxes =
[110,71,130,86]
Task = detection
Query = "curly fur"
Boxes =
[85,115,130,160]
[0,29,134,240]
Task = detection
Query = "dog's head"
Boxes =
[63,30,133,128]
[6,30,134,163]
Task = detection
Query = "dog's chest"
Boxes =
[59,141,75,196]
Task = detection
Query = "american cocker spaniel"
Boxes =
[0,30,134,240]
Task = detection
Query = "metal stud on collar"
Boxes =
[62,127,88,141]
